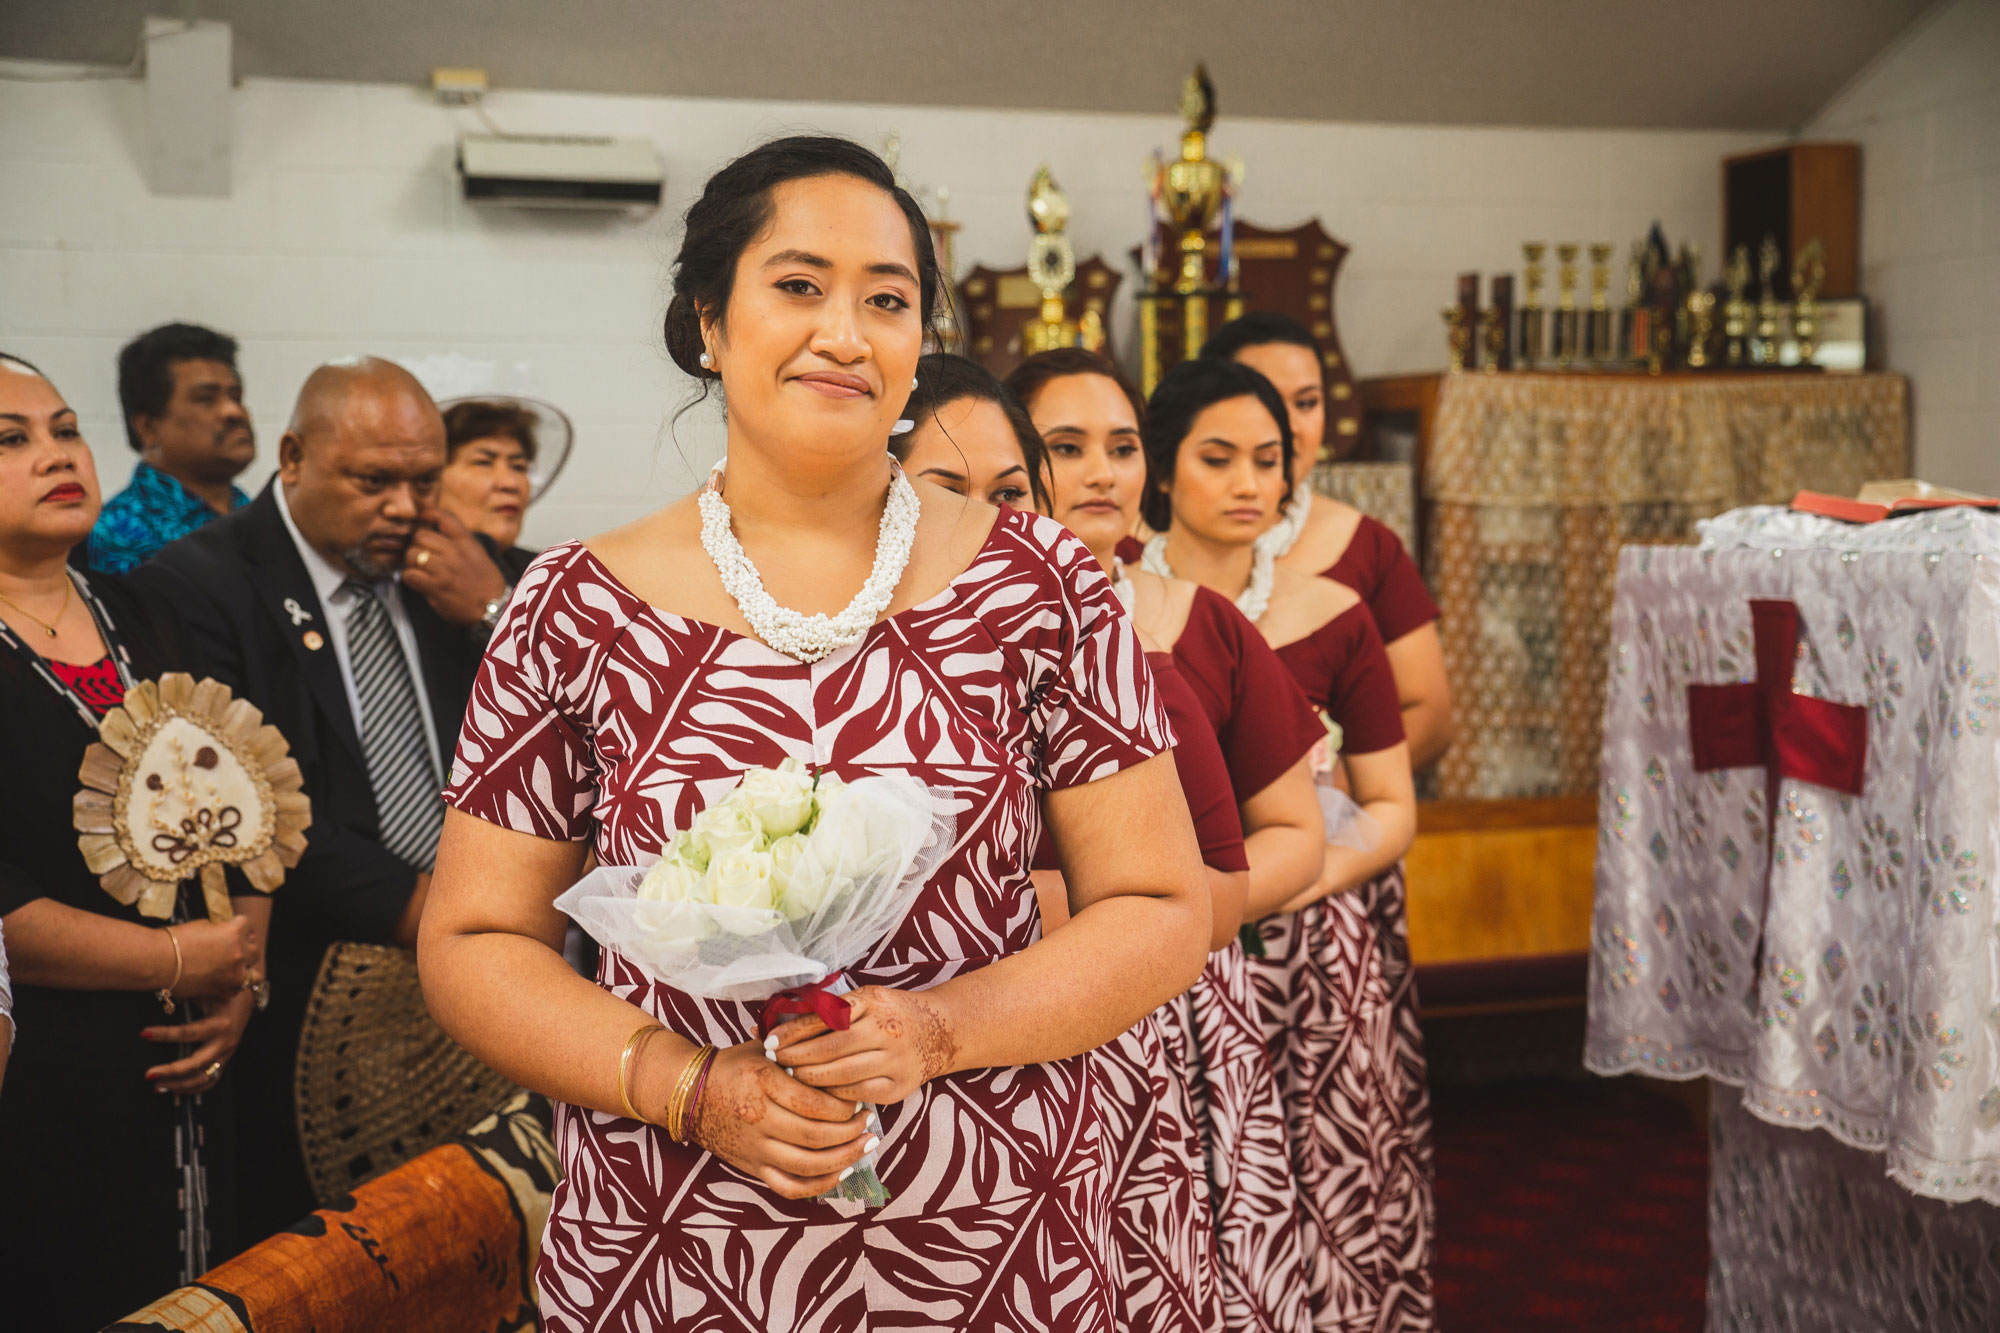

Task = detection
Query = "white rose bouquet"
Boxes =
[1246,710,1379,955]
[554,758,953,1206]
[1307,708,1379,853]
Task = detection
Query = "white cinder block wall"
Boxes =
[1807,0,2000,494]
[1,67,1774,545]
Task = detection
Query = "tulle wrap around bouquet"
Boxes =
[554,759,954,1205]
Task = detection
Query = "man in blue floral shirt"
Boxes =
[86,323,256,573]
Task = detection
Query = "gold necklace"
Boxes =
[0,576,72,638]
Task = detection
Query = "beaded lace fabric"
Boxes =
[1708,1096,2000,1331]
[1587,504,2000,1205]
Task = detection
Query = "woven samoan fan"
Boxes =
[73,673,309,921]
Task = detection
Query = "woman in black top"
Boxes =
[0,354,270,1327]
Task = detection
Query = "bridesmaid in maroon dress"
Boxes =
[1138,357,1434,1333]
[1200,312,1453,771]
[901,350,1228,1332]
[418,139,1214,1333]
[1011,348,1325,1333]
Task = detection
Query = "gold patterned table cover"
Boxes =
[1308,460,1416,555]
[1422,371,1908,799]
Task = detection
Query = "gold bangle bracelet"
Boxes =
[617,1024,665,1124]
[156,926,185,1015]
[666,1044,715,1142]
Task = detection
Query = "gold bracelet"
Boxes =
[666,1044,716,1142]
[156,926,184,1016]
[617,1024,665,1124]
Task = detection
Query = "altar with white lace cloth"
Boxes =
[1585,504,2000,1328]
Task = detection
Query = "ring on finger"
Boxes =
[203,1061,223,1081]
[414,548,432,568]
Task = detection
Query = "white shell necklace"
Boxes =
[1256,480,1314,559]
[698,457,920,663]
[1140,533,1274,623]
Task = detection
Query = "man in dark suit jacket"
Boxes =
[131,357,492,1241]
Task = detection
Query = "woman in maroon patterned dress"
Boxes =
[417,139,1213,1333]
[1200,313,1452,771]
[1011,349,1327,1333]
[901,350,1232,1332]
[1139,358,1433,1333]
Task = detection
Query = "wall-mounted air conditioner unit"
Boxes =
[457,133,662,210]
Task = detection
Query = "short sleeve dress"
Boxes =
[1321,515,1439,646]
[1263,604,1436,1332]
[1170,586,1328,1333]
[446,508,1208,1333]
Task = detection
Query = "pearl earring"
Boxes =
[913,376,919,389]
[699,351,714,370]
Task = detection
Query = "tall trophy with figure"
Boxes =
[1022,166,1104,356]
[1138,65,1243,392]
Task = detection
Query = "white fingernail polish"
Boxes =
[864,1135,881,1154]
[763,1034,779,1051]
[839,1166,855,1181]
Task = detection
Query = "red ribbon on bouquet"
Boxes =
[757,972,851,1040]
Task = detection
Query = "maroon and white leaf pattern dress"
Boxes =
[1260,604,1437,1333]
[445,508,1218,1333]
[1169,587,1326,1333]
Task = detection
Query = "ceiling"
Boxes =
[1,0,1939,130]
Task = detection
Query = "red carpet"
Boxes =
[1430,1077,1708,1332]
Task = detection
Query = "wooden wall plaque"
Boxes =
[1232,219,1364,457]
[1131,218,1365,459]
[958,256,1121,378]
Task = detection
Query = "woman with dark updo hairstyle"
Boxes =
[1201,312,1453,771]
[892,352,1050,509]
[1140,355,1434,1331]
[418,136,1213,1331]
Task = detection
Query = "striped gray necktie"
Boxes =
[343,579,443,871]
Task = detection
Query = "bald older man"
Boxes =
[130,358,498,1239]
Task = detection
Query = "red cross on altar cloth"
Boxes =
[1687,599,1869,801]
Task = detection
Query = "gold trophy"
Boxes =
[1022,166,1084,356]
[1517,243,1547,368]
[1684,289,1716,369]
[1754,235,1784,366]
[1552,243,1581,367]
[1479,306,1505,373]
[1441,306,1471,371]
[1586,243,1613,363]
[1619,241,1645,363]
[1140,65,1238,391]
[1791,236,1826,366]
[1723,245,1752,367]
[927,186,963,354]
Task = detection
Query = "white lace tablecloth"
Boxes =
[1585,506,2000,1205]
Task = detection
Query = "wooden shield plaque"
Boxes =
[959,256,1121,377]
[1232,219,1364,459]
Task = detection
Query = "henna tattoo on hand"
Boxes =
[903,992,957,1082]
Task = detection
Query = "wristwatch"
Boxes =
[479,586,514,632]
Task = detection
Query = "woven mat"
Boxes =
[294,942,518,1203]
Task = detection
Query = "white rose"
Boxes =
[736,761,819,839]
[805,783,896,886]
[770,832,842,922]
[705,847,778,913]
[692,798,766,857]
[638,857,704,905]
[663,829,710,875]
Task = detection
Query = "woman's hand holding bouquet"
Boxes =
[557,759,953,1205]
